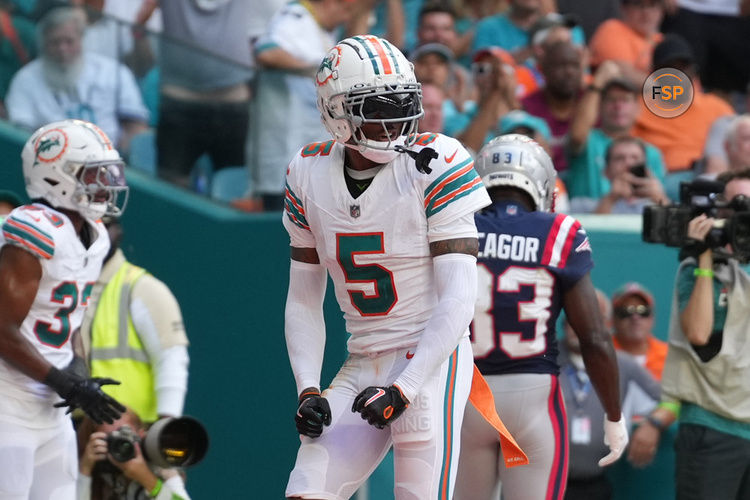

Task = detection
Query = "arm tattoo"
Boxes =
[430,237,479,257]
[291,247,320,264]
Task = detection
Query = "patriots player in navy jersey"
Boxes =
[454,135,627,500]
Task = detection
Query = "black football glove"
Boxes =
[44,367,126,425]
[295,388,331,438]
[352,385,409,429]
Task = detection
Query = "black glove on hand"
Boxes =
[295,389,331,438]
[352,385,409,429]
[44,367,126,424]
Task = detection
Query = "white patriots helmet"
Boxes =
[22,119,129,220]
[475,134,557,212]
[315,35,424,152]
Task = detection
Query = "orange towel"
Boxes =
[469,364,529,467]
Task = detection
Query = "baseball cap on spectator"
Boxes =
[652,33,695,69]
[529,12,579,47]
[500,110,552,143]
[602,77,638,96]
[409,43,454,63]
[611,282,655,309]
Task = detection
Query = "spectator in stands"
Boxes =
[0,0,36,118]
[80,217,189,426]
[662,0,750,95]
[455,47,520,152]
[570,137,668,214]
[347,0,405,50]
[633,34,734,176]
[567,65,666,199]
[472,0,544,61]
[560,289,661,500]
[648,168,750,498]
[521,40,583,174]
[414,5,473,109]
[419,82,445,134]
[135,0,254,190]
[527,11,585,59]
[249,0,352,210]
[5,7,149,151]
[724,115,750,173]
[451,0,508,66]
[611,282,667,380]
[77,407,190,499]
[409,43,471,115]
[588,0,665,86]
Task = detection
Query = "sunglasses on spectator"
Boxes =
[614,304,652,319]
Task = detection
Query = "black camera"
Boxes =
[642,178,750,260]
[106,416,209,468]
[107,425,139,462]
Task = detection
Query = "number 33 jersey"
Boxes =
[472,201,593,376]
[283,134,491,355]
[0,203,109,401]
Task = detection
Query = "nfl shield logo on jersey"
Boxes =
[350,205,361,218]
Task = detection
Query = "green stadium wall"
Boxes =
[0,121,678,498]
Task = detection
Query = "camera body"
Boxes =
[105,416,209,468]
[106,425,140,462]
[642,178,750,260]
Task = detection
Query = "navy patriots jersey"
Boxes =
[471,201,593,376]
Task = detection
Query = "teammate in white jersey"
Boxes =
[282,35,526,500]
[0,119,128,499]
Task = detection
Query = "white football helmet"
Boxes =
[475,134,557,211]
[315,35,424,160]
[22,119,128,220]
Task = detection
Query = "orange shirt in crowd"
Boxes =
[589,19,663,73]
[613,335,668,381]
[633,91,734,172]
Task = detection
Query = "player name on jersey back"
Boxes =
[478,232,539,263]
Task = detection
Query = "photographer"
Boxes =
[77,408,191,500]
[652,168,750,499]
[570,136,669,214]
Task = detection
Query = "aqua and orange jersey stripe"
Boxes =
[284,183,310,231]
[438,347,459,499]
[424,161,483,217]
[428,178,483,217]
[424,159,473,207]
[3,232,53,259]
[3,217,54,258]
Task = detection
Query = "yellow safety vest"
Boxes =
[90,262,157,423]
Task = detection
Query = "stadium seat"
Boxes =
[210,166,249,202]
[128,130,157,176]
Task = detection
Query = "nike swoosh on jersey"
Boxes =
[444,149,458,163]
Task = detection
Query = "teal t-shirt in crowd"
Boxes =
[566,128,666,199]
[473,13,585,54]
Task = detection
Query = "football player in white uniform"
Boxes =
[283,36,524,500]
[0,119,128,499]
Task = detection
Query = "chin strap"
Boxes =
[394,145,438,174]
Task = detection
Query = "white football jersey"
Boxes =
[283,133,491,354]
[0,203,109,403]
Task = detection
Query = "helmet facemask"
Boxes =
[345,84,423,151]
[71,160,129,220]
